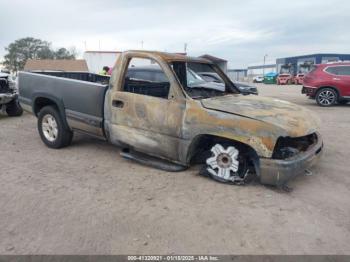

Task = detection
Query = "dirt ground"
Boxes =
[0,84,349,255]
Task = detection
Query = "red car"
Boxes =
[302,63,350,106]
[277,74,293,85]
[294,73,305,85]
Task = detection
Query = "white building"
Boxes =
[83,51,121,73]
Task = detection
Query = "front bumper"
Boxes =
[0,93,17,105]
[259,132,323,187]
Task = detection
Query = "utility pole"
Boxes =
[141,40,144,49]
[184,43,187,54]
[263,54,268,76]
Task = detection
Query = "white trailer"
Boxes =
[83,51,121,73]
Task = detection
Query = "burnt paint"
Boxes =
[105,50,321,166]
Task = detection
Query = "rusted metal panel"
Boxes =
[106,51,187,163]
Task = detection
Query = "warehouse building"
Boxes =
[245,53,350,78]
[247,61,277,77]
[227,69,247,81]
[276,53,350,75]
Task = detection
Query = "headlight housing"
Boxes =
[272,133,318,159]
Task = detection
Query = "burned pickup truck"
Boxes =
[18,51,323,187]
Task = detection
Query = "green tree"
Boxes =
[54,47,76,60]
[3,37,54,72]
[3,37,77,72]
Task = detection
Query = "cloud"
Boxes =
[0,0,349,68]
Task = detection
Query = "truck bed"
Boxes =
[19,71,110,137]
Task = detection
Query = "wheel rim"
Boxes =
[42,114,58,142]
[318,90,336,105]
[206,144,246,183]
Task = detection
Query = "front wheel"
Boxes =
[316,88,337,107]
[202,144,250,184]
[37,106,73,148]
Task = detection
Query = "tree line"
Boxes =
[2,37,77,72]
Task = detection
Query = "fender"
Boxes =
[32,92,70,130]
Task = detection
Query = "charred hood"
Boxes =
[201,95,320,137]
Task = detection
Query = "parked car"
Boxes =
[302,63,350,106]
[277,74,294,85]
[294,62,314,85]
[0,72,23,117]
[197,72,258,95]
[293,73,305,85]
[277,64,294,85]
[263,72,278,84]
[19,50,323,187]
[253,76,264,83]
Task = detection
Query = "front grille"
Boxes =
[0,79,9,93]
[272,133,317,159]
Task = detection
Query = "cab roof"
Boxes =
[125,50,211,63]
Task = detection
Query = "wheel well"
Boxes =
[33,97,70,130]
[33,97,57,116]
[317,86,340,98]
[186,135,260,172]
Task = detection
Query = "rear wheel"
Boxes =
[316,88,338,107]
[6,99,23,117]
[37,106,73,148]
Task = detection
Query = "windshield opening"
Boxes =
[186,68,206,86]
[171,61,238,99]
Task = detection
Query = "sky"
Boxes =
[0,0,349,68]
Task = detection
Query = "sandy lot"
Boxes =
[0,84,349,255]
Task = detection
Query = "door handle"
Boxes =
[333,78,341,81]
[112,100,124,108]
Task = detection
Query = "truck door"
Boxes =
[106,55,186,162]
